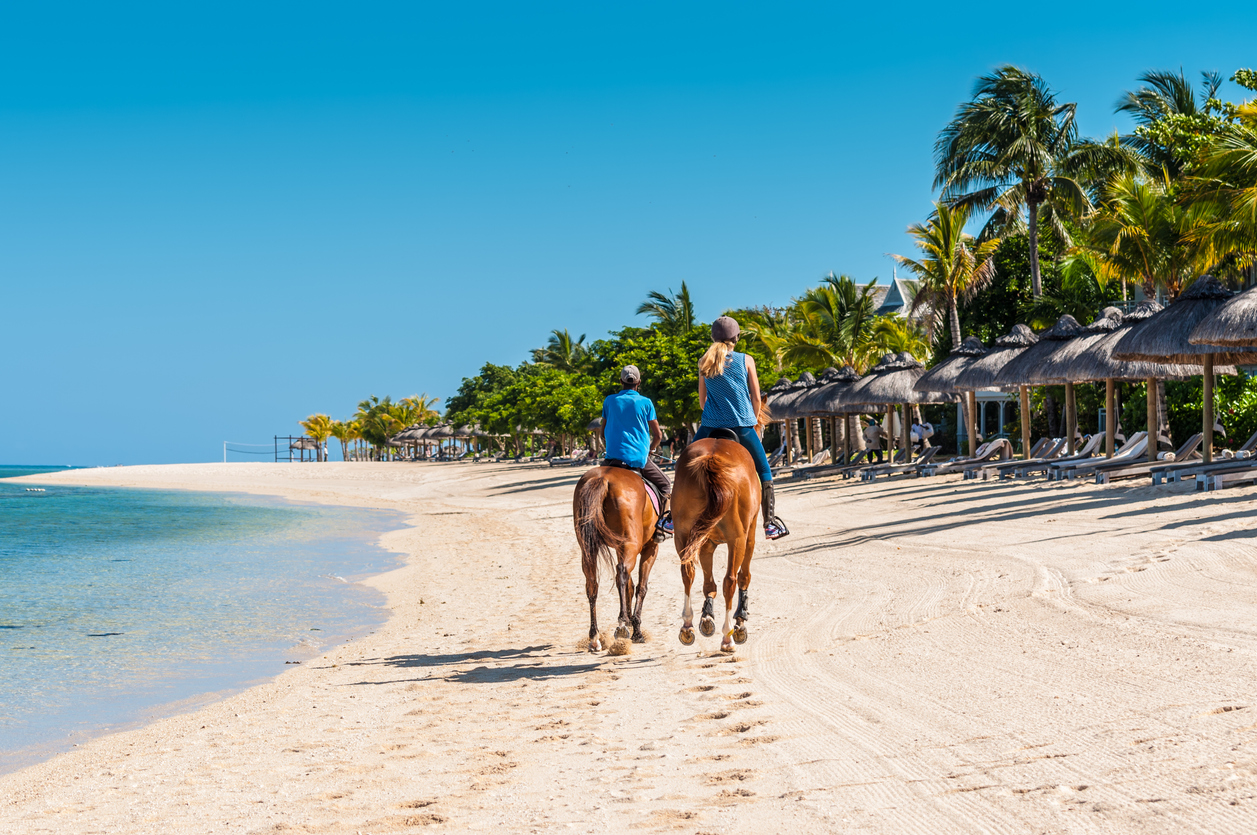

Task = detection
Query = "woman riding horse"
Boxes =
[694,316,788,540]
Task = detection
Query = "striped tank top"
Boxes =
[702,351,757,428]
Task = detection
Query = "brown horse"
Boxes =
[572,466,662,651]
[672,433,761,653]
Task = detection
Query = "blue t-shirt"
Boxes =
[602,389,657,468]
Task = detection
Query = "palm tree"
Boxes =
[398,393,442,426]
[531,329,589,372]
[299,414,334,462]
[892,202,1000,348]
[636,281,695,335]
[1083,171,1216,299]
[781,273,880,371]
[1117,69,1225,178]
[935,65,1090,298]
[866,316,931,360]
[329,420,353,461]
[1189,123,1257,268]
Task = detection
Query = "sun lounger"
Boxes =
[1094,434,1204,484]
[1151,429,1257,485]
[978,437,1070,480]
[858,446,940,481]
[1196,459,1257,491]
[843,448,909,479]
[921,439,1012,478]
[1048,433,1148,480]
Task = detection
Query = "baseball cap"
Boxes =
[711,316,741,343]
[620,365,641,384]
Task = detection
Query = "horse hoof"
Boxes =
[632,632,646,644]
[720,641,735,653]
[732,625,748,644]
[589,640,603,653]
[678,627,696,646]
[614,625,630,640]
[699,617,716,637]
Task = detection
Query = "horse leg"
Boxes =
[678,559,697,646]
[720,535,747,653]
[699,542,719,637]
[631,539,659,643]
[614,547,638,641]
[731,526,756,645]
[585,559,602,653]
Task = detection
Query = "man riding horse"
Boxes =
[597,365,673,538]
[694,316,789,540]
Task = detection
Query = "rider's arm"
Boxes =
[649,419,662,453]
[698,373,707,409]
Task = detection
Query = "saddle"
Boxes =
[707,428,740,442]
[600,458,662,518]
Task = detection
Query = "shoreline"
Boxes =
[0,480,408,776]
[5,462,1257,832]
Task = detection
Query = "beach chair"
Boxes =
[860,446,939,481]
[1094,433,1204,484]
[843,448,909,479]
[920,439,1012,478]
[1046,433,1148,480]
[975,437,1067,480]
[1152,429,1257,485]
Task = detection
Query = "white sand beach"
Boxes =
[4,461,1257,833]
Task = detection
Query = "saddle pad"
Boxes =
[601,458,661,518]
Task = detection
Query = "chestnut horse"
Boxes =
[573,466,662,651]
[672,432,761,653]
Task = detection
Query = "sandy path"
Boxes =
[4,462,1257,833]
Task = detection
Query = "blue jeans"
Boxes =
[694,425,773,483]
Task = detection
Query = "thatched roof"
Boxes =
[427,424,455,439]
[766,371,820,419]
[1114,276,1257,365]
[1028,308,1124,383]
[291,437,320,449]
[1191,284,1257,347]
[845,353,959,407]
[913,336,986,394]
[792,366,861,415]
[990,315,1086,387]
[952,325,1038,390]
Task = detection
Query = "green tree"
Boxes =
[780,273,880,371]
[531,328,589,372]
[892,201,1000,348]
[935,65,1092,298]
[636,281,696,335]
[299,414,333,462]
[1117,69,1233,178]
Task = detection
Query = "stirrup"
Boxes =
[764,517,789,540]
[654,511,673,541]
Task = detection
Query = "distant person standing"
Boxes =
[863,418,884,463]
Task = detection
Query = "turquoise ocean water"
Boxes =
[0,466,404,774]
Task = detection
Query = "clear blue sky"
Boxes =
[3,2,1255,464]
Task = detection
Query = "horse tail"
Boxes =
[575,474,625,575]
[679,452,737,566]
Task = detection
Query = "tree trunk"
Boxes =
[1028,199,1043,298]
[949,300,962,348]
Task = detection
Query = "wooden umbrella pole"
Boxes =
[902,402,911,461]
[1203,355,1214,464]
[1019,385,1032,460]
[1105,378,1116,458]
[1065,381,1076,455]
[967,390,978,457]
[885,405,894,461]
[783,419,793,465]
[843,414,852,464]
[1147,377,1158,465]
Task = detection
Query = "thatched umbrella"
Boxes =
[1190,284,1257,347]
[769,372,819,463]
[953,325,1038,459]
[990,315,1087,453]
[914,336,987,457]
[1056,303,1207,457]
[793,366,862,462]
[846,353,959,459]
[1114,275,1257,463]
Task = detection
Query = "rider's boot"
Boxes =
[761,481,789,540]
[656,495,674,539]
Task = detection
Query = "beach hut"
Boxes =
[1190,284,1257,347]
[845,352,959,460]
[914,336,987,457]
[290,436,320,462]
[990,316,1086,454]
[1114,276,1257,463]
[953,325,1039,458]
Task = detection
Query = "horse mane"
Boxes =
[678,451,738,566]
[574,473,626,574]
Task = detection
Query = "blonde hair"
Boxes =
[699,340,736,378]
